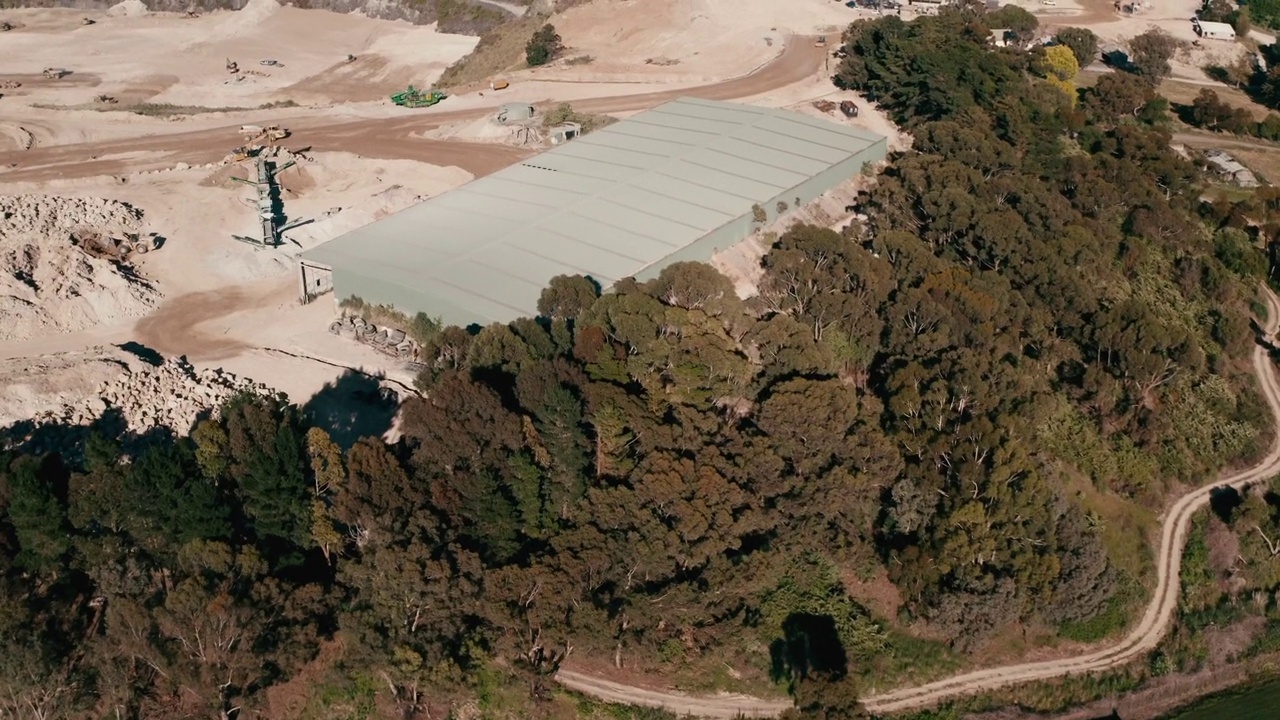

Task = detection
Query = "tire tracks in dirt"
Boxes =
[553,287,1280,718]
[0,36,825,183]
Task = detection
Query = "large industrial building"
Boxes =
[298,97,887,327]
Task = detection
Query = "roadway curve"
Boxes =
[555,287,1280,718]
[0,36,827,184]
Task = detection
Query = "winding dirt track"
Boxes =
[0,36,826,183]
[555,287,1280,718]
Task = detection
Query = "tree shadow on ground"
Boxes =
[1210,485,1244,523]
[301,370,399,450]
[770,613,849,686]
[1,406,181,467]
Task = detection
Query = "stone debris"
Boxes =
[31,356,269,435]
[0,347,133,428]
[0,194,143,237]
[0,194,162,341]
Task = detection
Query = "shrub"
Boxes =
[525,23,563,67]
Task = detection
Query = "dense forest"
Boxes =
[2,6,1276,720]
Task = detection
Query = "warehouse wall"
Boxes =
[632,140,888,284]
[328,267,489,329]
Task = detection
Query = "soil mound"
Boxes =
[0,194,162,341]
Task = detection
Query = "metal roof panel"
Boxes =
[301,97,885,326]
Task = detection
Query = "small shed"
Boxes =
[497,102,536,125]
[1196,20,1236,41]
[550,121,581,145]
[989,28,1013,48]
[1205,149,1258,187]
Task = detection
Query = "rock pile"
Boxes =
[0,347,133,428]
[0,194,144,238]
[0,194,161,341]
[33,356,269,435]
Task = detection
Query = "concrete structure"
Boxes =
[298,97,887,327]
[550,121,582,145]
[497,102,536,125]
[1195,19,1236,41]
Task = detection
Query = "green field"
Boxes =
[1166,677,1280,719]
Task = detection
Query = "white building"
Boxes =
[1195,20,1237,41]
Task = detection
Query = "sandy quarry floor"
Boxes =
[529,0,853,83]
[0,0,478,108]
[0,146,470,422]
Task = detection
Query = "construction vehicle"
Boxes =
[0,80,20,89]
[81,17,95,25]
[228,145,264,162]
[1,21,15,31]
[42,68,69,80]
[815,35,827,47]
[390,86,447,108]
[226,58,239,74]
[346,54,357,63]
[260,59,282,67]
[185,10,200,18]
[238,124,290,144]
[71,228,159,261]
[95,94,117,104]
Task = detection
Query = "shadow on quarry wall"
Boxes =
[7,0,517,34]
[302,369,398,451]
[116,340,164,367]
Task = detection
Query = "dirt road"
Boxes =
[132,279,300,362]
[555,670,792,719]
[554,288,1280,717]
[0,36,826,183]
[1172,131,1280,153]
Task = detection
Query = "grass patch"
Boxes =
[339,295,442,346]
[436,0,509,35]
[1202,184,1266,203]
[129,100,298,117]
[570,696,678,720]
[895,666,1146,719]
[542,102,617,133]
[1060,572,1143,642]
[870,629,964,687]
[1160,78,1271,121]
[35,99,297,117]
[438,15,541,88]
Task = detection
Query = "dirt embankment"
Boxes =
[0,0,518,33]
